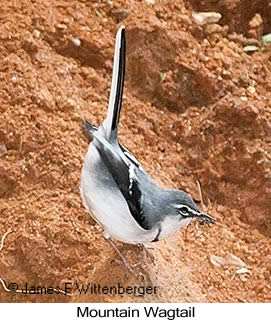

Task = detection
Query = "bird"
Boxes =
[80,26,215,268]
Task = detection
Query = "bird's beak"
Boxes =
[197,212,216,224]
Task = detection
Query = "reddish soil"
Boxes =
[0,0,270,303]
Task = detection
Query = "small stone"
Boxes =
[248,13,263,40]
[192,11,222,26]
[229,32,260,46]
[247,86,256,94]
[33,29,41,38]
[55,23,67,30]
[240,96,248,101]
[236,268,251,275]
[205,23,223,35]
[111,9,130,22]
[243,45,259,52]
[11,75,17,83]
[63,18,70,24]
[65,98,77,109]
[222,70,231,79]
[71,37,81,47]
[35,87,54,110]
[80,26,91,31]
[249,13,263,29]
[201,39,211,47]
[239,275,248,282]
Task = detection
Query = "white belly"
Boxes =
[80,143,158,244]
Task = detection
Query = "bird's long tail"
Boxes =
[102,25,126,143]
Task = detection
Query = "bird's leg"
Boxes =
[104,235,138,272]
[137,243,155,264]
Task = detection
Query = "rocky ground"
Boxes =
[0,0,270,302]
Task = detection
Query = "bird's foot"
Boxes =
[105,236,141,274]
[113,259,140,273]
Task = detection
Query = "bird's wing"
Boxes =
[87,123,150,230]
[119,143,147,173]
[102,26,126,143]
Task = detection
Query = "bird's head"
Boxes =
[166,189,215,225]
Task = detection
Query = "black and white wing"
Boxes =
[119,144,147,174]
[88,124,151,230]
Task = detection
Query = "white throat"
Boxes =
[158,216,192,241]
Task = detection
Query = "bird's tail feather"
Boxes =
[103,26,126,143]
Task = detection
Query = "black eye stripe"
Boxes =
[174,204,200,217]
[178,206,190,217]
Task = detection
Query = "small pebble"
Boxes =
[205,23,223,35]
[71,38,81,47]
[33,29,41,38]
[11,75,17,83]
[248,86,256,94]
[243,45,259,52]
[192,11,222,26]
[56,23,67,30]
[111,9,130,22]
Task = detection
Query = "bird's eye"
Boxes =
[179,206,189,216]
